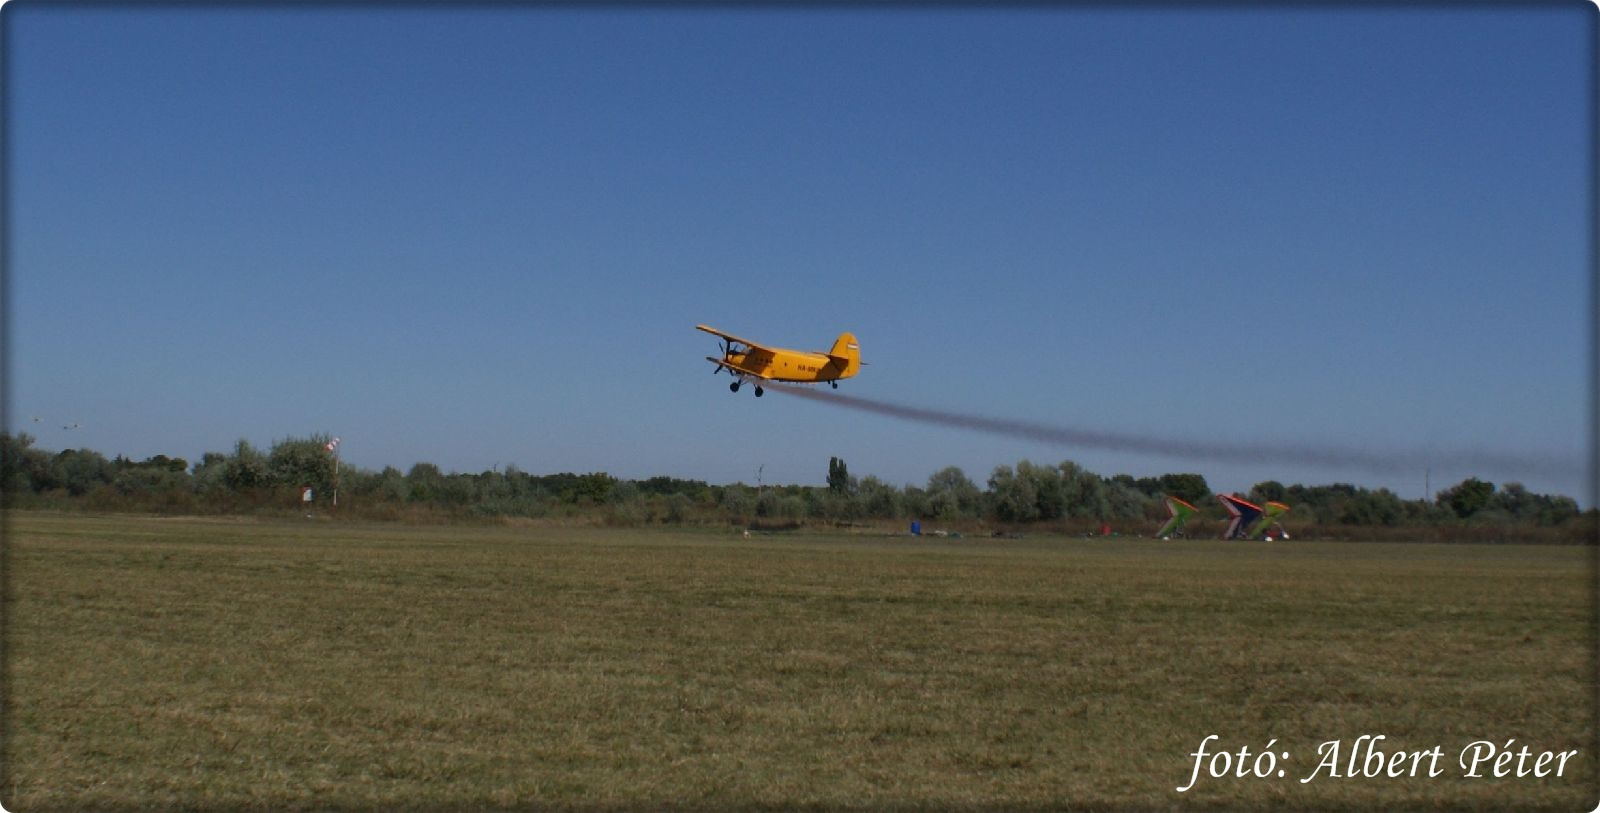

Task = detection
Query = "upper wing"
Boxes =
[696,324,773,353]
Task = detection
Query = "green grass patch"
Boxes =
[5,512,1594,810]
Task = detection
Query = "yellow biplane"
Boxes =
[697,324,861,397]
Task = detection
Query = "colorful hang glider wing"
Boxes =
[1246,501,1291,538]
[1217,494,1264,540]
[1155,495,1198,539]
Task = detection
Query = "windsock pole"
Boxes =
[325,437,342,508]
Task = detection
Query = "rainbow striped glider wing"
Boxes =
[1218,494,1264,539]
[1252,501,1291,538]
[1218,495,1291,539]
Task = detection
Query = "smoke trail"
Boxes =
[764,382,1584,483]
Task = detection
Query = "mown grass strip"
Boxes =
[5,512,1593,810]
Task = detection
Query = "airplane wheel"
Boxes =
[830,381,838,389]
[729,382,740,393]
[754,386,764,397]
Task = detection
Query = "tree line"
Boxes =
[2,432,1590,541]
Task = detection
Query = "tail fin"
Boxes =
[825,332,861,378]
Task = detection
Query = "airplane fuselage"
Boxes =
[717,347,850,384]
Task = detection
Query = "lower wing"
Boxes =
[706,357,771,380]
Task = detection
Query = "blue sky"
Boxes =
[6,4,1593,504]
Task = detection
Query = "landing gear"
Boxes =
[754,386,764,397]
[830,381,838,389]
[730,381,741,393]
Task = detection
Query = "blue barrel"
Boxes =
[910,521,921,536]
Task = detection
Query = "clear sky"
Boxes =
[6,4,1594,504]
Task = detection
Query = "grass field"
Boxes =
[4,511,1595,810]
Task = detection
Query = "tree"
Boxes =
[1249,480,1287,504]
[755,488,782,518]
[1489,482,1580,526]
[775,494,807,520]
[405,462,445,503]
[1100,476,1153,520]
[112,465,188,498]
[1437,477,1495,519]
[190,452,229,495]
[1018,461,1065,520]
[604,480,646,524]
[1057,460,1110,519]
[664,493,693,524]
[223,440,269,491]
[1,433,51,496]
[827,457,853,495]
[268,435,336,497]
[900,485,931,520]
[1339,488,1403,526]
[721,484,753,520]
[1536,496,1581,527]
[988,464,1040,522]
[54,448,115,496]
[567,473,617,505]
[857,475,901,518]
[1157,473,1211,505]
[925,466,981,520]
[372,466,410,502]
[1122,475,1165,497]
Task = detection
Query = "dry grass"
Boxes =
[4,511,1594,810]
